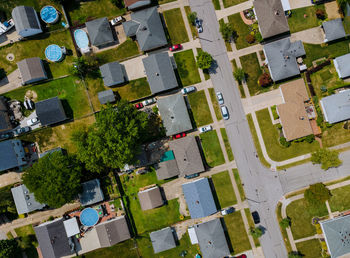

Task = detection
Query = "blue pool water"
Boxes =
[74,29,89,50]
[45,44,63,62]
[80,208,99,227]
[40,6,58,24]
[160,150,175,162]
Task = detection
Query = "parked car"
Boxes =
[134,102,144,109]
[169,44,182,52]
[13,126,31,136]
[221,106,229,120]
[234,255,247,258]
[185,173,199,179]
[110,16,124,26]
[0,132,12,139]
[199,125,212,133]
[27,117,39,126]
[195,18,203,33]
[252,211,260,224]
[181,86,196,94]
[216,91,224,105]
[221,207,235,216]
[142,98,156,106]
[172,132,186,140]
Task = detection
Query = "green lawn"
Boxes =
[187,90,213,127]
[223,0,247,8]
[329,184,350,212]
[212,0,221,10]
[14,225,38,258]
[212,171,237,208]
[14,225,35,237]
[276,203,292,253]
[224,212,251,254]
[163,8,189,44]
[184,6,198,39]
[286,198,328,240]
[81,239,138,258]
[244,208,260,247]
[322,122,350,147]
[228,13,257,50]
[200,130,225,167]
[256,108,320,162]
[173,49,201,86]
[220,128,234,161]
[288,5,326,33]
[208,88,222,121]
[231,59,245,98]
[233,169,245,200]
[239,53,262,96]
[95,39,140,64]
[296,239,323,258]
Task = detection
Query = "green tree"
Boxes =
[72,101,149,172]
[188,11,197,26]
[233,67,245,83]
[220,22,235,42]
[110,0,124,8]
[337,0,350,9]
[22,152,82,208]
[0,185,17,218]
[311,148,342,170]
[196,51,213,70]
[288,251,303,258]
[0,239,21,258]
[304,183,331,206]
[279,217,291,229]
[250,227,263,238]
[71,56,100,78]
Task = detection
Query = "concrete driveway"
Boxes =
[0,69,22,95]
[242,89,283,114]
[19,110,41,130]
[121,55,147,81]
[291,26,324,44]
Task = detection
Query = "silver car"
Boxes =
[221,106,229,120]
[181,86,196,94]
[216,92,224,105]
[199,125,212,133]
[142,98,156,106]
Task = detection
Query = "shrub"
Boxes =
[288,252,303,258]
[271,105,279,119]
[255,31,263,42]
[188,12,197,26]
[233,67,245,83]
[305,134,315,143]
[277,124,282,129]
[279,137,291,147]
[316,9,326,20]
[280,217,291,229]
[258,73,272,87]
[250,227,263,238]
[311,148,342,170]
[304,183,331,205]
[246,34,255,44]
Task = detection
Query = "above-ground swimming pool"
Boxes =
[40,6,59,24]
[74,29,90,50]
[45,44,63,62]
[80,208,99,227]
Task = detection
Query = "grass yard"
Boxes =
[200,130,225,167]
[228,13,257,50]
[244,208,260,247]
[81,239,138,258]
[173,49,201,86]
[276,203,292,253]
[212,0,221,10]
[220,128,234,161]
[296,239,323,258]
[14,225,35,236]
[0,30,75,78]
[163,8,189,44]
[344,16,350,34]
[187,90,213,127]
[212,171,237,208]
[137,232,200,258]
[322,122,350,147]
[288,5,326,33]
[96,39,140,64]
[224,212,251,254]
[66,0,125,24]
[329,184,350,212]
[286,198,328,240]
[158,0,178,4]
[239,53,263,96]
[233,169,245,200]
[14,224,38,258]
[231,59,245,98]
[4,76,91,119]
[208,88,222,121]
[184,6,198,39]
[256,108,320,161]
[223,0,247,8]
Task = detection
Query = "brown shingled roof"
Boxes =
[138,186,163,211]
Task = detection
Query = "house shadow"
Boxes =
[219,217,234,253]
[42,61,54,80]
[195,135,210,171]
[207,177,221,210]
[61,99,74,119]
[0,69,8,86]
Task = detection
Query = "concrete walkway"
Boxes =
[241,89,283,114]
[0,69,22,95]
[216,0,253,20]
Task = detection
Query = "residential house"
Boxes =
[0,96,13,133]
[86,17,115,48]
[12,6,42,37]
[0,139,27,172]
[98,89,116,105]
[322,18,346,42]
[11,184,45,214]
[263,38,305,81]
[123,7,167,51]
[79,179,105,206]
[35,97,67,126]
[150,227,176,253]
[17,57,47,85]
[124,0,151,10]
[277,79,313,141]
[157,93,193,136]
[138,185,164,211]
[155,151,180,180]
[334,53,350,79]
[320,90,350,124]
[182,178,217,219]
[99,61,126,87]
[142,52,178,94]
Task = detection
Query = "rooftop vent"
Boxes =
[274,10,280,16]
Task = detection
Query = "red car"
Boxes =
[235,255,247,258]
[169,44,182,52]
[172,132,186,139]
[134,102,143,109]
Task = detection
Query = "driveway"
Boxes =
[121,55,146,81]
[19,110,41,130]
[291,27,324,44]
[0,69,22,95]
[0,172,21,188]
[242,89,283,114]
[289,0,313,9]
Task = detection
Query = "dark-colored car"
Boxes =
[172,132,186,139]
[252,211,260,224]
[185,173,199,179]
[134,102,143,109]
[169,44,182,52]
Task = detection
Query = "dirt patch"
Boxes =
[25,90,38,101]
[325,1,341,20]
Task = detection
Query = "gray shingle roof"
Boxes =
[156,159,180,180]
[124,0,151,10]
[138,186,163,210]
[95,216,131,247]
[320,90,350,124]
[12,6,42,36]
[86,17,115,47]
[99,61,125,87]
[122,7,167,51]
[11,184,45,214]
[194,219,230,258]
[35,97,67,126]
[0,139,27,172]
[182,178,217,219]
[264,38,305,81]
[169,136,204,176]
[150,227,176,253]
[323,18,346,42]
[157,93,193,136]
[17,57,47,84]
[334,53,350,78]
[143,52,178,94]
[79,179,104,206]
[98,89,116,105]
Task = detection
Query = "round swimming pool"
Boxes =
[45,44,63,62]
[40,6,59,24]
[80,208,99,227]
[74,29,89,50]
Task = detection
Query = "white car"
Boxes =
[181,86,196,94]
[221,106,229,120]
[199,125,212,133]
[27,117,39,126]
[110,16,124,26]
[142,98,156,106]
[221,207,234,216]
[216,92,224,105]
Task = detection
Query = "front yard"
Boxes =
[288,5,326,33]
[187,90,213,127]
[220,128,234,161]
[223,0,247,8]
[208,88,222,121]
[173,49,201,86]
[296,239,323,258]
[211,170,237,208]
[239,53,263,96]
[163,8,189,44]
[199,130,225,167]
[228,13,257,50]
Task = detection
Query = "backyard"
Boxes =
[187,90,213,127]
[220,128,234,161]
[239,53,263,96]
[81,239,138,258]
[228,13,257,50]
[211,170,237,208]
[173,49,201,86]
[95,39,140,64]
[14,224,38,258]
[322,122,350,147]
[287,5,326,33]
[199,130,225,167]
[208,88,222,121]
[163,8,189,44]
[296,239,323,258]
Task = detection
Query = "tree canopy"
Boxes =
[72,101,150,173]
[0,185,17,219]
[196,51,213,70]
[233,67,245,83]
[0,239,21,258]
[219,22,235,42]
[304,183,331,206]
[71,56,100,78]
[279,217,291,229]
[250,227,263,238]
[22,152,82,208]
[187,11,197,26]
[311,148,342,170]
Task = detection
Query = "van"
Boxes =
[221,106,229,120]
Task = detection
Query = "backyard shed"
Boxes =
[11,184,45,214]
[138,185,163,211]
[98,90,116,105]
[12,6,42,37]
[17,57,47,85]
[79,179,105,206]
[150,227,176,253]
[100,61,126,87]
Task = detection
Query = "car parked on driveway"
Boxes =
[216,91,224,105]
[185,173,199,179]
[181,86,196,94]
[0,132,12,139]
[252,211,260,224]
[195,18,203,33]
[172,132,186,139]
[221,106,229,120]
[142,98,156,106]
[134,102,144,109]
[110,16,124,26]
[27,117,39,126]
[199,125,212,133]
[13,126,31,136]
[221,207,234,216]
[169,44,182,52]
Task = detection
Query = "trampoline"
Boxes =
[45,44,63,62]
[40,6,59,24]
[80,208,99,227]
[74,29,90,51]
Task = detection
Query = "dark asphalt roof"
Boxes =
[95,216,131,247]
[99,61,125,87]
[0,139,27,172]
[79,179,104,206]
[323,18,346,42]
[98,89,116,105]
[150,227,176,253]
[35,97,67,126]
[86,17,115,46]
